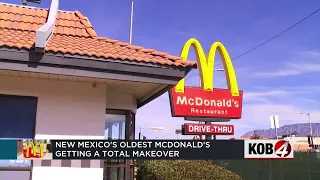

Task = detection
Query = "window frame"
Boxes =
[104,109,135,180]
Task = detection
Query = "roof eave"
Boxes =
[0,48,192,85]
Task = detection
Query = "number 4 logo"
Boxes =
[274,140,292,158]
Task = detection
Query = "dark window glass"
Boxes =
[0,95,37,138]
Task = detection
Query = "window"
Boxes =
[105,114,126,140]
[0,95,37,138]
[104,109,135,180]
[0,94,37,180]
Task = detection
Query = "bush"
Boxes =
[136,160,242,180]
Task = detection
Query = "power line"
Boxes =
[185,7,320,80]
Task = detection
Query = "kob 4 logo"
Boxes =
[244,140,294,160]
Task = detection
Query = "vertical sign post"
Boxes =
[270,115,280,139]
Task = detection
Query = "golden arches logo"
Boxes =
[175,38,239,97]
[24,142,45,158]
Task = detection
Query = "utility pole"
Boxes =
[308,113,312,136]
[301,113,313,149]
[301,113,312,136]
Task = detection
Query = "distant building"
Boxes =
[282,136,320,152]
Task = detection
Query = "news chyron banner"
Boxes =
[0,139,294,160]
[50,140,244,160]
[52,139,294,160]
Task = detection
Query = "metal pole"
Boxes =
[308,113,314,149]
[308,114,312,136]
[273,116,278,139]
[139,127,142,140]
[205,122,212,163]
[205,122,212,140]
[129,1,134,44]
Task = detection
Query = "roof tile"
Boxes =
[0,3,196,68]
[0,3,95,36]
[0,28,35,49]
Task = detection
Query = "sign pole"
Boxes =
[270,115,279,139]
[273,116,278,140]
[205,122,212,140]
[204,122,212,163]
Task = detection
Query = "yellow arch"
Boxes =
[25,142,45,158]
[175,38,239,96]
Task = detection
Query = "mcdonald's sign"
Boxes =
[23,141,45,158]
[169,38,243,119]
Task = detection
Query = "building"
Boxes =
[282,136,320,152]
[0,1,196,180]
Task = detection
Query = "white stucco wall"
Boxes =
[0,75,140,180]
[106,92,137,113]
[0,76,107,138]
[0,75,107,180]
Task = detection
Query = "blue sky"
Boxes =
[4,0,320,139]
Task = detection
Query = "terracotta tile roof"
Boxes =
[0,4,96,37]
[0,3,196,68]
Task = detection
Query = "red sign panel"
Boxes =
[169,87,243,119]
[184,123,234,135]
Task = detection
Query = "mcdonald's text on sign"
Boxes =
[183,123,234,135]
[244,140,294,160]
[169,38,243,119]
[170,87,243,118]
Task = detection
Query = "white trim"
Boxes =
[35,134,105,140]
[35,0,59,49]
[32,167,103,180]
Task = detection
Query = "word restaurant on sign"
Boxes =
[176,96,239,108]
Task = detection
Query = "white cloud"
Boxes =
[277,85,320,92]
[254,62,320,78]
[252,50,320,78]
[244,90,291,102]
[251,86,320,95]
